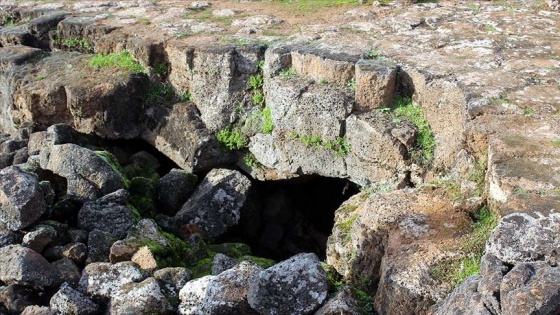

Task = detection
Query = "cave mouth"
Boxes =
[226,176,360,261]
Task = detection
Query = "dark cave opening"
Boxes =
[227,176,360,261]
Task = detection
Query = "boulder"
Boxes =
[86,229,117,264]
[314,286,360,315]
[175,169,251,240]
[156,169,198,215]
[154,267,192,298]
[50,283,100,315]
[211,253,238,275]
[0,166,47,231]
[354,59,397,111]
[431,276,491,315]
[0,225,23,247]
[39,144,126,202]
[0,284,42,314]
[78,189,137,239]
[21,305,57,315]
[51,258,82,287]
[178,275,213,315]
[248,253,328,315]
[0,245,56,288]
[22,224,57,253]
[78,261,146,299]
[109,277,173,315]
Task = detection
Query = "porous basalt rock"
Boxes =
[0,245,56,289]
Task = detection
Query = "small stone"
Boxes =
[191,1,210,9]
[131,246,158,272]
[314,286,360,315]
[21,305,57,315]
[156,169,198,215]
[213,9,238,17]
[211,253,237,275]
[22,225,57,253]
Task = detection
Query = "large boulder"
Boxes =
[175,169,251,240]
[78,189,137,239]
[155,169,198,215]
[248,253,328,315]
[39,144,126,202]
[0,245,56,288]
[178,275,213,315]
[0,166,47,231]
[431,276,491,315]
[0,284,43,314]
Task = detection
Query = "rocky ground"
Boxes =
[0,0,560,314]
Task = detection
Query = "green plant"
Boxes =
[253,91,265,107]
[514,187,529,195]
[347,79,357,91]
[257,60,265,71]
[146,83,175,105]
[391,97,436,163]
[179,92,193,102]
[2,16,16,26]
[243,152,263,169]
[216,127,247,150]
[138,18,151,25]
[291,132,351,156]
[88,51,145,73]
[247,74,264,90]
[176,32,189,38]
[261,107,274,134]
[553,138,560,147]
[153,62,169,76]
[466,2,480,15]
[279,68,296,79]
[319,78,328,84]
[60,37,93,52]
[523,108,534,115]
[468,155,487,196]
[36,74,47,80]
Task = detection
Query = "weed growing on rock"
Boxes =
[138,18,151,25]
[523,107,534,115]
[279,67,297,79]
[88,51,145,73]
[94,151,129,187]
[217,127,247,150]
[243,152,263,169]
[468,154,487,196]
[153,62,169,76]
[146,83,175,105]
[55,37,93,53]
[553,138,560,147]
[347,79,357,91]
[179,92,193,102]
[390,97,436,163]
[247,74,264,90]
[291,133,351,156]
[253,91,265,107]
[261,106,274,134]
[466,3,480,15]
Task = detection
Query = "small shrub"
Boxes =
[279,68,296,79]
[146,83,175,105]
[347,79,357,91]
[243,153,263,169]
[61,37,93,52]
[216,128,247,151]
[88,51,145,73]
[179,92,193,102]
[523,108,534,115]
[261,107,274,134]
[247,74,264,90]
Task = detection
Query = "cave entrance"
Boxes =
[229,176,360,261]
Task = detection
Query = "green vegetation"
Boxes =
[279,67,297,79]
[153,62,169,76]
[553,138,560,147]
[319,78,328,84]
[179,91,193,102]
[138,18,151,25]
[55,37,93,53]
[216,127,248,150]
[468,155,488,197]
[247,74,264,90]
[146,83,175,105]
[364,48,388,61]
[337,214,358,243]
[88,51,145,73]
[261,106,274,134]
[290,133,351,156]
[432,206,498,286]
[347,79,357,91]
[523,107,535,115]
[253,91,265,107]
[353,287,375,315]
[241,256,276,269]
[243,152,263,169]
[36,74,47,80]
[382,97,435,164]
[321,262,344,293]
[466,2,480,15]
[95,151,128,186]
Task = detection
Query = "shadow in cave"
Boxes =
[225,176,360,261]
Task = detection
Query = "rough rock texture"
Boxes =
[175,168,251,240]
[86,229,117,264]
[50,283,100,315]
[248,253,328,315]
[40,144,125,202]
[178,275,213,315]
[109,277,174,315]
[155,169,198,215]
[432,276,491,315]
[22,224,56,253]
[78,189,137,239]
[154,267,192,298]
[0,166,47,231]
[51,257,82,287]
[0,284,42,314]
[314,286,360,315]
[211,253,237,275]
[0,245,56,288]
[78,261,146,299]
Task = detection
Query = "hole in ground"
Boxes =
[225,176,360,261]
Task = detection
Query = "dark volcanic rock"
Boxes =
[156,169,198,215]
[0,284,43,314]
[86,229,117,264]
[0,245,56,289]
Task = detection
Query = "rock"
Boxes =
[129,151,161,170]
[0,245,56,288]
[27,131,48,156]
[0,285,42,314]
[156,169,198,215]
[68,229,88,244]
[248,253,328,315]
[486,213,560,265]
[39,144,126,202]
[0,225,22,247]
[175,169,252,241]
[51,258,81,287]
[354,59,397,111]
[500,261,560,315]
[21,305,57,315]
[109,277,173,315]
[178,275,213,315]
[78,189,137,239]
[22,224,57,253]
[86,229,117,264]
[232,15,282,27]
[78,261,146,299]
[0,166,47,231]
[44,242,87,264]
[50,283,100,315]
[154,267,192,298]
[213,9,238,17]
[131,246,158,272]
[431,275,491,315]
[314,286,360,315]
[211,253,238,275]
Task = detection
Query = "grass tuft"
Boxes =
[88,51,145,73]
[216,127,247,151]
[261,106,274,134]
